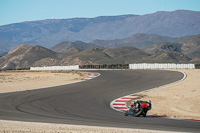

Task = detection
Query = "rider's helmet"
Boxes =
[148,100,151,103]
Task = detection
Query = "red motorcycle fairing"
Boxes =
[142,103,148,108]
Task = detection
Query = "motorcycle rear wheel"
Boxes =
[143,111,147,117]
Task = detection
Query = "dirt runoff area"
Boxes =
[0,69,198,133]
[0,70,90,93]
[128,69,200,120]
[0,120,182,133]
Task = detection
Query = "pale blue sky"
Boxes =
[0,0,200,26]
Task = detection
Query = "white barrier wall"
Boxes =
[30,63,196,70]
[30,65,79,70]
[129,63,195,69]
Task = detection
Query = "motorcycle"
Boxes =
[124,100,151,117]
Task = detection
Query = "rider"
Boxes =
[128,100,139,115]
[148,100,152,110]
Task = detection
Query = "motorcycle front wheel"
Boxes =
[124,112,129,116]
[134,108,144,117]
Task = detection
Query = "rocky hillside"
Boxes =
[179,34,200,59]
[0,44,58,69]
[1,10,200,54]
[145,51,191,63]
[143,34,200,62]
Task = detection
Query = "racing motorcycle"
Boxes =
[124,100,151,117]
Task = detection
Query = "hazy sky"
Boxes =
[0,0,200,26]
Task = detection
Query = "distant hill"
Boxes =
[145,51,191,63]
[91,33,178,49]
[179,34,200,58]
[0,44,58,69]
[50,33,179,52]
[51,41,102,52]
[143,42,183,55]
[143,34,200,62]
[60,48,112,65]
[1,10,200,53]
[61,47,82,56]
[1,42,198,70]
[102,47,150,64]
[62,47,150,65]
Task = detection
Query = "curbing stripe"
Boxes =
[83,73,100,80]
[113,103,126,105]
[110,95,139,112]
[114,107,127,109]
[121,97,132,99]
[115,100,129,102]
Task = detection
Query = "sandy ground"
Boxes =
[0,69,198,133]
[0,120,182,133]
[128,69,200,120]
[0,70,90,93]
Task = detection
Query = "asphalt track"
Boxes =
[0,70,199,132]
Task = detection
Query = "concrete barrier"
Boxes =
[129,63,195,69]
[30,65,79,70]
[30,63,197,70]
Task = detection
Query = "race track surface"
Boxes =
[0,70,199,132]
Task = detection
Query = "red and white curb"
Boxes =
[111,93,200,121]
[110,71,187,113]
[110,94,139,112]
[110,71,200,122]
[83,73,100,80]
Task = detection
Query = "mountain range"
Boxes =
[0,34,199,70]
[1,10,200,54]
[51,33,179,52]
